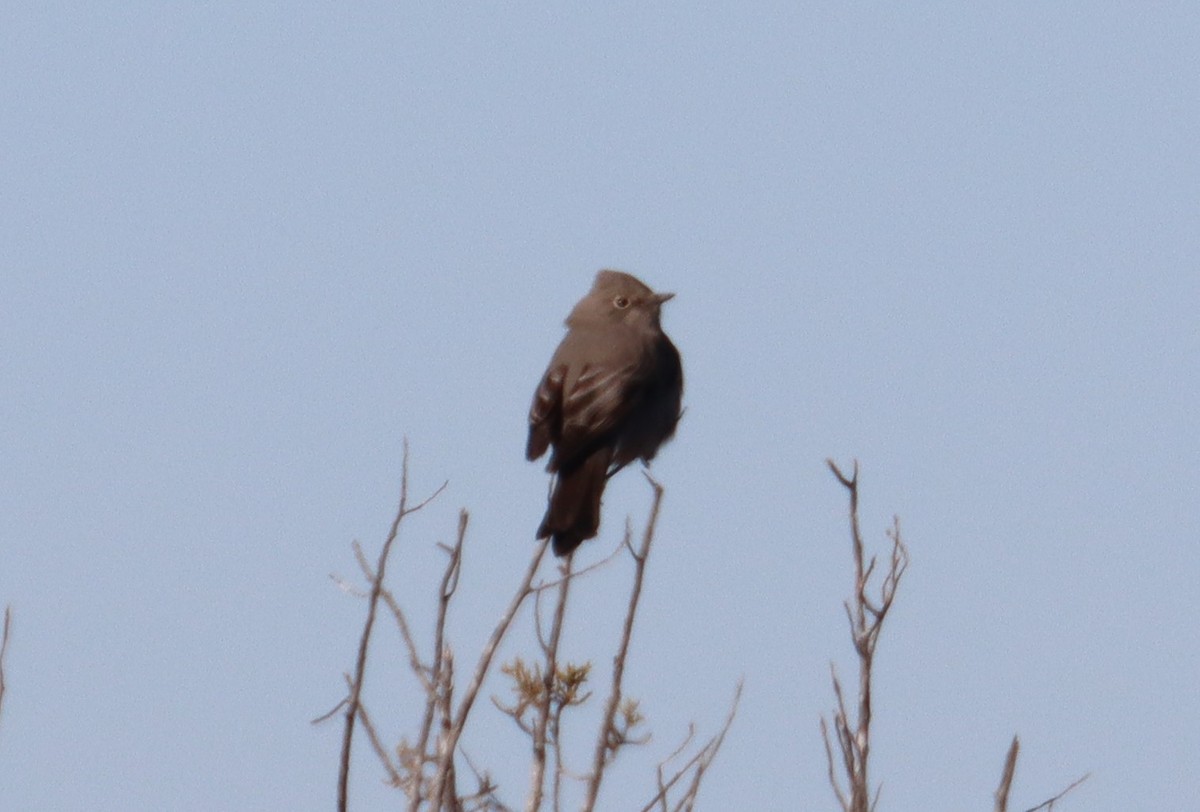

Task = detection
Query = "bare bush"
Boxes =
[318,447,737,811]
[822,459,1088,812]
[318,447,1090,811]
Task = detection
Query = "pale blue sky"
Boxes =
[2,3,1197,810]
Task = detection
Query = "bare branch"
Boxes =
[460,746,512,812]
[408,511,470,810]
[327,452,723,810]
[0,605,11,731]
[547,562,575,812]
[653,724,695,812]
[821,459,908,812]
[827,458,858,490]
[353,541,434,697]
[583,473,664,811]
[312,691,350,725]
[666,679,742,811]
[532,537,624,594]
[330,571,370,598]
[994,736,1020,812]
[1023,772,1091,812]
[430,538,550,805]
[395,516,470,812]
[341,673,402,786]
[526,555,572,812]
[338,439,448,812]
[638,681,743,812]
[820,716,850,812]
[436,651,461,810]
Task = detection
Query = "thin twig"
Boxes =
[342,673,402,786]
[531,537,624,594]
[821,459,908,812]
[652,724,696,812]
[460,746,511,811]
[407,511,469,812]
[820,715,850,811]
[637,680,742,812]
[1023,772,1091,812]
[437,651,462,811]
[527,555,572,812]
[430,538,550,805]
[312,695,349,725]
[353,542,433,695]
[0,605,11,730]
[583,474,665,811]
[994,736,1020,812]
[338,440,448,812]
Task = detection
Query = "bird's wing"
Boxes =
[552,359,642,469]
[526,363,564,462]
[528,326,649,470]
[527,355,644,470]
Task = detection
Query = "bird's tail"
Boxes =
[538,447,611,556]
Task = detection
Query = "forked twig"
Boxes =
[342,673,402,786]
[336,439,448,812]
[638,680,743,812]
[429,537,550,805]
[821,459,908,812]
[405,510,468,811]
[526,554,572,812]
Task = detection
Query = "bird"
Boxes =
[527,270,683,556]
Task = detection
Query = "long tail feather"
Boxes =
[537,447,612,556]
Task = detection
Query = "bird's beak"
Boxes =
[654,291,675,305]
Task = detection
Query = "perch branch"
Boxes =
[583,473,664,811]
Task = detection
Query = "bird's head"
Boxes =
[567,269,674,331]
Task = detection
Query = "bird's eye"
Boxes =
[613,295,630,309]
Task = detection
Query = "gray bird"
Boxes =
[527,270,684,556]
